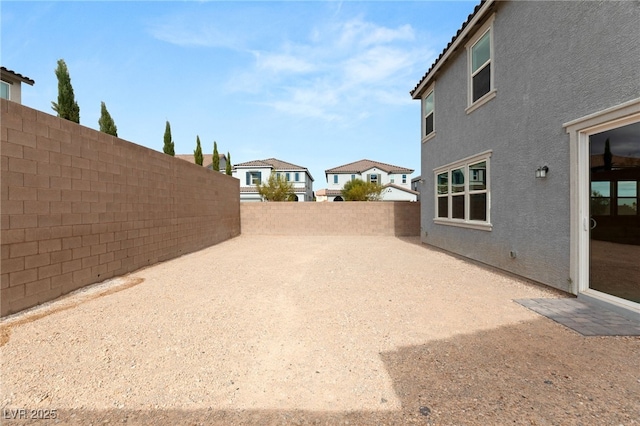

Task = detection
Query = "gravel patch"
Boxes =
[1,235,639,425]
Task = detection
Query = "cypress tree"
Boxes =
[194,135,203,165]
[225,152,232,175]
[163,121,175,156]
[603,138,612,171]
[51,59,80,123]
[98,101,118,136]
[212,141,220,171]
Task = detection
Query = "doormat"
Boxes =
[515,298,640,336]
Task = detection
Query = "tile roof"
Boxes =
[234,158,314,181]
[175,153,226,169]
[383,183,419,195]
[0,66,35,85]
[315,189,342,197]
[325,159,413,175]
[410,0,492,99]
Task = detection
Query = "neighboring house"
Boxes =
[411,0,640,317]
[314,188,341,202]
[232,158,314,202]
[411,176,422,201]
[175,153,227,172]
[323,159,416,201]
[1,67,34,104]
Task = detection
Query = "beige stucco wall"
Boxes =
[1,100,240,316]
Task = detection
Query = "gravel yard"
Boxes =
[1,235,639,425]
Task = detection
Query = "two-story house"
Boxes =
[322,159,417,201]
[1,67,34,104]
[232,158,314,202]
[411,0,640,317]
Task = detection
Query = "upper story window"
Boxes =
[295,172,300,182]
[471,31,491,102]
[466,15,496,113]
[0,81,9,100]
[402,174,407,184]
[423,90,434,137]
[333,175,338,184]
[434,150,492,231]
[247,171,262,185]
[285,172,291,181]
[351,174,355,181]
[368,174,380,185]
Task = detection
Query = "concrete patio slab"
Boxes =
[515,298,640,336]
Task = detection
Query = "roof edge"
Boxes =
[1,66,35,86]
[410,0,494,99]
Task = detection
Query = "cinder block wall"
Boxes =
[241,202,420,236]
[1,100,240,316]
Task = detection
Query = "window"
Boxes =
[466,15,495,112]
[591,180,639,216]
[351,174,355,181]
[471,31,491,102]
[0,81,9,100]
[247,171,261,185]
[368,174,380,185]
[295,172,300,182]
[434,151,491,230]
[333,175,338,184]
[285,172,290,182]
[391,177,395,183]
[402,174,407,184]
[423,90,434,137]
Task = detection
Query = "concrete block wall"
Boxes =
[1,100,240,316]
[241,202,420,236]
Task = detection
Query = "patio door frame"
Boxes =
[564,97,640,316]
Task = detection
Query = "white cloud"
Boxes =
[342,46,414,85]
[254,52,315,74]
[158,7,433,122]
[336,18,415,49]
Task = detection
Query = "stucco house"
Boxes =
[232,158,314,202]
[323,159,417,201]
[176,153,227,172]
[411,0,640,318]
[1,67,34,104]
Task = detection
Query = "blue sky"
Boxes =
[2,1,476,186]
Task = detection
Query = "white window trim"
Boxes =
[422,84,435,142]
[465,14,496,113]
[0,81,10,100]
[433,150,493,231]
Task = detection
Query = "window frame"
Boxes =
[333,174,339,184]
[421,84,436,143]
[249,171,262,186]
[433,150,492,231]
[0,81,10,100]
[465,14,496,114]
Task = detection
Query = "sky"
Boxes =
[1,0,477,187]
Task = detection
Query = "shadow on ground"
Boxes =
[4,318,638,425]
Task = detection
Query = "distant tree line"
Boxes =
[51,58,233,176]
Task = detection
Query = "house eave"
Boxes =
[410,0,495,100]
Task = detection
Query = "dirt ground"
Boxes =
[1,235,639,425]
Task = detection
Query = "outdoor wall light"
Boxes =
[535,165,549,178]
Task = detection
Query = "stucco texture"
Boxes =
[420,1,640,293]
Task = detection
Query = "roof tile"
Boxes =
[325,159,413,175]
